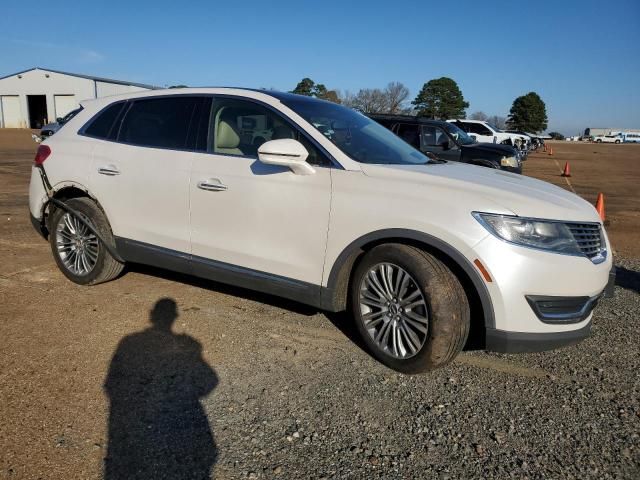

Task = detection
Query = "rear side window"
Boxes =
[83,102,125,139]
[119,97,199,149]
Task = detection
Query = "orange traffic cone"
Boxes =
[548,146,554,156]
[543,143,547,152]
[561,162,571,177]
[595,193,605,221]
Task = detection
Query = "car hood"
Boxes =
[360,162,600,222]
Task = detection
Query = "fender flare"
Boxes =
[323,228,495,328]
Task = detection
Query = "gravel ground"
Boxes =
[200,256,640,480]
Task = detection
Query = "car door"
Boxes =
[189,96,332,290]
[89,96,207,257]
[420,125,461,162]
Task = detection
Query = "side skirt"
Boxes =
[114,237,324,309]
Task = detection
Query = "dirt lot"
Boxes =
[0,130,638,479]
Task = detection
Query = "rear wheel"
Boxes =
[351,244,470,373]
[49,197,124,285]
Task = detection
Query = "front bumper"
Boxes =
[472,231,612,336]
[486,320,592,353]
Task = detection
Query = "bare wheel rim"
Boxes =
[358,262,429,359]
[55,212,99,276]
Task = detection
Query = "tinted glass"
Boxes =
[441,123,475,145]
[422,126,449,147]
[210,98,330,166]
[396,124,421,148]
[84,103,125,139]
[465,122,492,136]
[282,97,430,165]
[119,97,198,149]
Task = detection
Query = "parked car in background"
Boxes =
[593,134,622,144]
[40,108,83,137]
[448,119,529,151]
[29,88,614,373]
[370,114,522,173]
[504,129,544,150]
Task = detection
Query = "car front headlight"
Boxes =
[473,213,583,255]
[500,156,519,168]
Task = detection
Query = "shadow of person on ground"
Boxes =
[104,298,218,480]
[615,266,640,294]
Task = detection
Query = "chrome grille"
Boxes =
[566,223,604,259]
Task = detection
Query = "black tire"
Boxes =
[351,244,470,374]
[49,197,124,285]
[596,139,602,143]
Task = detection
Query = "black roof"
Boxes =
[368,113,449,125]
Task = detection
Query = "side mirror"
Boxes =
[56,117,63,123]
[257,139,315,175]
[440,139,455,151]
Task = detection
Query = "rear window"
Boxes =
[83,103,125,139]
[119,97,199,149]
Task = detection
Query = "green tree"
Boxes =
[168,84,188,88]
[548,131,565,140]
[291,77,315,96]
[412,77,469,119]
[290,78,340,103]
[506,92,548,133]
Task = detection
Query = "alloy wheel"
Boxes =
[358,263,429,359]
[55,212,99,276]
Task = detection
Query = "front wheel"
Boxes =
[351,244,470,374]
[49,197,124,285]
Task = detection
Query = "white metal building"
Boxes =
[0,67,156,129]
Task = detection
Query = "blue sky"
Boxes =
[1,0,638,135]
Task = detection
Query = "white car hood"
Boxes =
[360,162,601,222]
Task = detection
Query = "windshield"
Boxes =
[442,122,476,146]
[487,123,502,133]
[281,98,430,165]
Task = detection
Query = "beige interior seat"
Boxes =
[215,115,243,155]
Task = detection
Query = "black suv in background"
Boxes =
[369,114,523,174]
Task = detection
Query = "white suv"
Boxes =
[593,134,622,144]
[29,88,614,373]
[448,119,529,149]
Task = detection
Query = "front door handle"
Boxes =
[197,178,228,192]
[98,165,121,176]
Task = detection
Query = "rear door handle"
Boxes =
[98,165,121,176]
[197,178,228,192]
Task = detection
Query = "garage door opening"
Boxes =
[27,95,48,129]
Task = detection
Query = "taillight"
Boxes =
[34,145,51,166]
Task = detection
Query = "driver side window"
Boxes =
[210,99,330,166]
[421,126,449,147]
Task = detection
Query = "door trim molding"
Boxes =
[114,237,323,308]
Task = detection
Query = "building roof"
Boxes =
[0,67,158,89]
